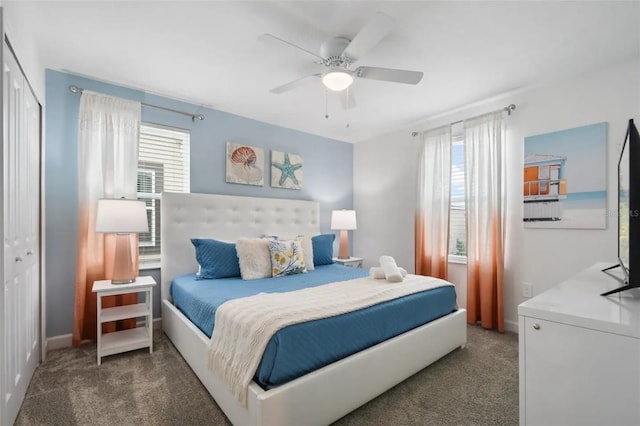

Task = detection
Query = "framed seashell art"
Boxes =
[225,142,265,186]
[271,150,303,190]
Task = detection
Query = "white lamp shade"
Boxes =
[331,210,357,230]
[95,199,149,233]
[322,71,354,92]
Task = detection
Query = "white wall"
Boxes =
[354,125,421,272]
[354,58,640,332]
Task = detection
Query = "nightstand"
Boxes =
[92,276,156,365]
[333,257,364,268]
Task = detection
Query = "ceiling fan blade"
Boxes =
[340,89,357,110]
[355,66,423,84]
[270,74,321,94]
[259,34,325,62]
[342,12,395,61]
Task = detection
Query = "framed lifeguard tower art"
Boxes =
[523,122,607,229]
[523,154,567,221]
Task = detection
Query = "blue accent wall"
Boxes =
[45,69,354,337]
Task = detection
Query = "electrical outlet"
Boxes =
[522,282,533,298]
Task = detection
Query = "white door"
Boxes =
[1,42,40,426]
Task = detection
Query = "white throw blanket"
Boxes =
[208,274,454,407]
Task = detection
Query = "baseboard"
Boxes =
[45,333,73,351]
[46,318,163,353]
[504,319,519,334]
[143,317,162,330]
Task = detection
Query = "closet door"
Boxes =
[1,41,40,426]
[25,61,40,372]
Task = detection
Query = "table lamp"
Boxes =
[95,198,149,284]
[331,210,357,260]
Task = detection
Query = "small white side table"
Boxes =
[92,276,156,365]
[333,257,364,268]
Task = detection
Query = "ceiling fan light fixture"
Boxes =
[322,71,354,91]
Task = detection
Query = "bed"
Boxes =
[161,192,467,426]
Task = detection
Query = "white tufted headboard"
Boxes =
[160,192,320,302]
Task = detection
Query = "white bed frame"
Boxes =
[161,192,467,426]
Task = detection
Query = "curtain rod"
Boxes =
[68,85,205,122]
[411,103,516,137]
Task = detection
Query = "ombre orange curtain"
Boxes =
[464,112,506,331]
[415,126,452,280]
[72,91,142,346]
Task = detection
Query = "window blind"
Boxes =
[449,136,466,257]
[137,123,190,265]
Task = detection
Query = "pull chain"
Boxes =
[325,89,329,119]
[345,87,350,128]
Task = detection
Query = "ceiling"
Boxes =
[9,1,640,143]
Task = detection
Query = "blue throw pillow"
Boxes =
[191,238,241,279]
[311,234,335,266]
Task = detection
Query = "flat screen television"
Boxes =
[602,118,640,296]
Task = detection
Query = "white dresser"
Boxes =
[518,262,640,426]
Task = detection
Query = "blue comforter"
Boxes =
[170,264,456,387]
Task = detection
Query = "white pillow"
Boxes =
[296,235,314,271]
[235,238,272,280]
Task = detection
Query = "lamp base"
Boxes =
[111,233,137,284]
[338,229,350,260]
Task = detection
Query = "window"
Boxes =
[449,133,466,260]
[137,123,190,266]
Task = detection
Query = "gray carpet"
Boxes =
[15,325,518,425]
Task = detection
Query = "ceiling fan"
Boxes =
[261,12,423,102]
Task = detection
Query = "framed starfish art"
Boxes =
[271,150,303,190]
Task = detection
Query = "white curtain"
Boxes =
[73,91,141,345]
[464,111,506,331]
[415,125,452,279]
